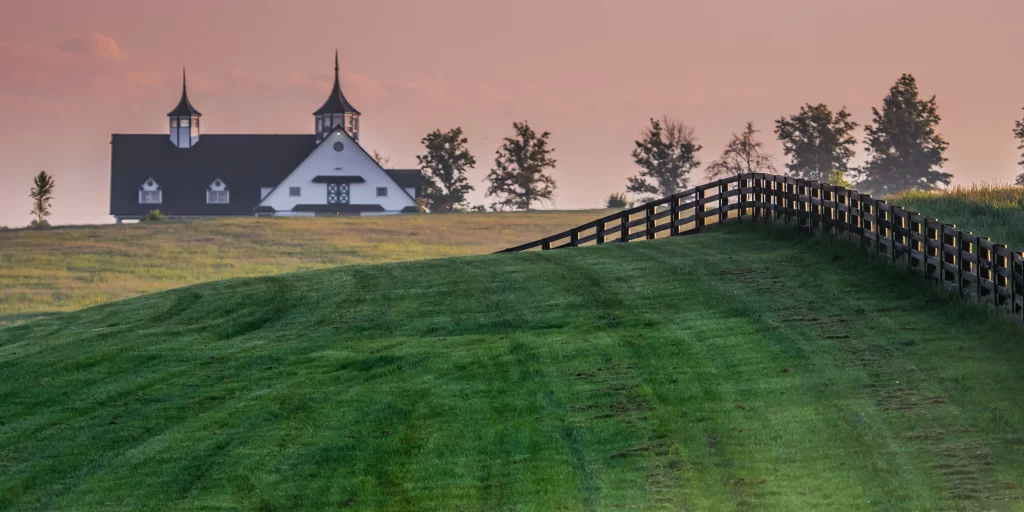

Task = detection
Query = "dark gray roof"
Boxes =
[167,70,201,117]
[110,134,316,217]
[313,52,360,116]
[384,169,423,190]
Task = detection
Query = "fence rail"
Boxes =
[500,173,1024,322]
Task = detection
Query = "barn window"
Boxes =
[289,187,301,197]
[207,190,229,204]
[139,178,162,204]
[206,179,229,204]
[376,187,388,197]
[140,190,162,204]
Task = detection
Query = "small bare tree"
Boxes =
[706,122,775,180]
[29,171,55,227]
[372,150,391,169]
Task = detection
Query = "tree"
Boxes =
[1014,108,1024,186]
[826,169,854,188]
[775,104,858,183]
[416,128,476,212]
[372,150,391,168]
[486,121,557,210]
[626,116,702,201]
[605,192,632,209]
[856,74,950,195]
[706,122,775,180]
[29,171,55,226]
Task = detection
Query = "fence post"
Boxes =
[815,184,823,234]
[737,177,745,223]
[670,195,680,236]
[995,245,1007,309]
[620,210,630,243]
[570,228,579,247]
[978,237,987,299]
[596,220,605,245]
[541,238,551,251]
[646,203,655,240]
[875,200,884,257]
[1011,251,1019,319]
[696,188,704,233]
[956,229,965,296]
[719,181,727,225]
[889,206,898,263]
[859,196,868,249]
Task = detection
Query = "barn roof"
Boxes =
[110,134,425,218]
[313,51,360,116]
[167,69,202,117]
[110,134,317,217]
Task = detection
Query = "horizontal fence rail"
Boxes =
[500,173,1024,323]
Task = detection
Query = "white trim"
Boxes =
[206,190,230,204]
[139,178,162,204]
[258,128,415,212]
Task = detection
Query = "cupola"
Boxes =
[168,68,201,148]
[314,50,360,143]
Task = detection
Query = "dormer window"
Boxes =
[139,178,162,204]
[206,178,229,204]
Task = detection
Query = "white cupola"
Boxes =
[313,50,361,143]
[168,68,201,148]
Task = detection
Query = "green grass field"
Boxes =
[2,223,1024,510]
[892,184,1024,249]
[0,211,604,326]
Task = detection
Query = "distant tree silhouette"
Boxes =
[372,150,391,168]
[605,192,632,209]
[486,122,557,210]
[856,74,950,195]
[706,122,775,180]
[29,171,55,227]
[775,104,858,183]
[626,116,701,202]
[417,128,476,212]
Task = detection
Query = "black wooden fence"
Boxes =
[500,173,1024,322]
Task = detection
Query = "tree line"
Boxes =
[405,121,558,212]
[412,73,1024,214]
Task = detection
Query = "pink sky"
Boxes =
[1,0,1023,227]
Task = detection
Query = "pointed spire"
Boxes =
[314,50,360,116]
[168,66,201,117]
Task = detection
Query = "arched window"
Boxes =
[139,178,162,204]
[206,178,229,204]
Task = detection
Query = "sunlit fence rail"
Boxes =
[500,173,1024,322]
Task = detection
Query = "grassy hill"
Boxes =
[892,184,1024,249]
[0,211,604,326]
[3,185,1021,329]
[2,223,1023,510]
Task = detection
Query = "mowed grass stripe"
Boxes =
[2,224,1024,510]
[0,211,608,325]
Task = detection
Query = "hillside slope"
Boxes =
[2,223,1023,510]
[892,185,1024,249]
[0,211,604,325]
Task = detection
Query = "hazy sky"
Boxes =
[1,0,1023,226]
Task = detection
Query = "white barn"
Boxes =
[110,52,421,222]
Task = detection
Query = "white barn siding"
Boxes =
[259,129,416,214]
